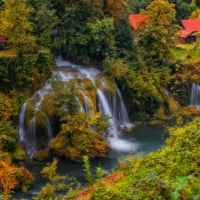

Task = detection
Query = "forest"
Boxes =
[0,0,200,199]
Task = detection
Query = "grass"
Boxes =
[170,43,200,63]
[0,49,38,57]
[175,43,195,49]
[0,49,16,57]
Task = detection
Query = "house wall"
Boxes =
[0,42,6,50]
[178,37,186,44]
[178,35,197,44]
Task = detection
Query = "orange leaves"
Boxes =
[76,172,124,200]
[0,161,18,196]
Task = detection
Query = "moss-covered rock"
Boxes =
[40,94,57,117]
[50,133,111,162]
[33,150,50,161]
[123,126,132,132]
[168,98,181,114]
[26,99,35,126]
[95,75,116,95]
[35,111,47,128]
[153,106,169,121]
[12,143,27,161]
[49,113,111,161]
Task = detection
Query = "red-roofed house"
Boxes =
[129,14,149,44]
[129,14,148,30]
[178,20,200,43]
[0,37,6,50]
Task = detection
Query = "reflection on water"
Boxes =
[13,123,168,200]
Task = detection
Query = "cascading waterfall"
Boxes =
[19,99,32,141]
[19,57,134,157]
[19,82,53,157]
[190,82,200,105]
[97,89,118,135]
[116,88,132,127]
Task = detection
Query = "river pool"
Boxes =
[13,122,170,199]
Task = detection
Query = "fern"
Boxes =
[83,156,94,186]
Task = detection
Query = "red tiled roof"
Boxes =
[0,37,6,43]
[179,30,193,38]
[129,14,148,29]
[181,20,200,31]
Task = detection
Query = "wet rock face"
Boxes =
[19,59,133,159]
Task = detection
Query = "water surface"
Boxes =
[13,123,168,200]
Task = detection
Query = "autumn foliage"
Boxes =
[0,161,17,198]
[0,93,13,121]
[98,0,128,22]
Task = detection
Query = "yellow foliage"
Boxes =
[12,143,27,161]
[0,92,13,121]
[35,111,47,127]
[89,112,101,125]
[33,150,50,161]
[0,161,18,197]
[41,94,57,117]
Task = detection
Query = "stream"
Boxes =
[13,122,169,200]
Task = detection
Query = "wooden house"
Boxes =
[0,37,6,50]
[129,14,148,30]
[129,14,148,44]
[178,20,200,44]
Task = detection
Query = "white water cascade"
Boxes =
[19,58,134,157]
[190,82,200,106]
[19,81,53,157]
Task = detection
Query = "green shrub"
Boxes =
[79,117,200,199]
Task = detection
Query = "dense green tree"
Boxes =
[0,121,18,153]
[50,0,68,26]
[190,8,200,18]
[129,0,152,13]
[178,2,196,22]
[119,64,172,118]
[0,0,36,56]
[103,57,130,80]
[114,19,134,50]
[61,0,117,63]
[28,0,58,33]
[87,17,116,59]
[28,0,58,49]
[138,0,180,66]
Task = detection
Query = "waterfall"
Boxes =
[19,99,31,141]
[19,58,134,157]
[190,82,200,105]
[116,88,132,127]
[19,81,53,157]
[97,89,118,136]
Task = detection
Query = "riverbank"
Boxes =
[13,122,168,199]
[68,118,200,199]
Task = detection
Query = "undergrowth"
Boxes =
[67,117,200,200]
